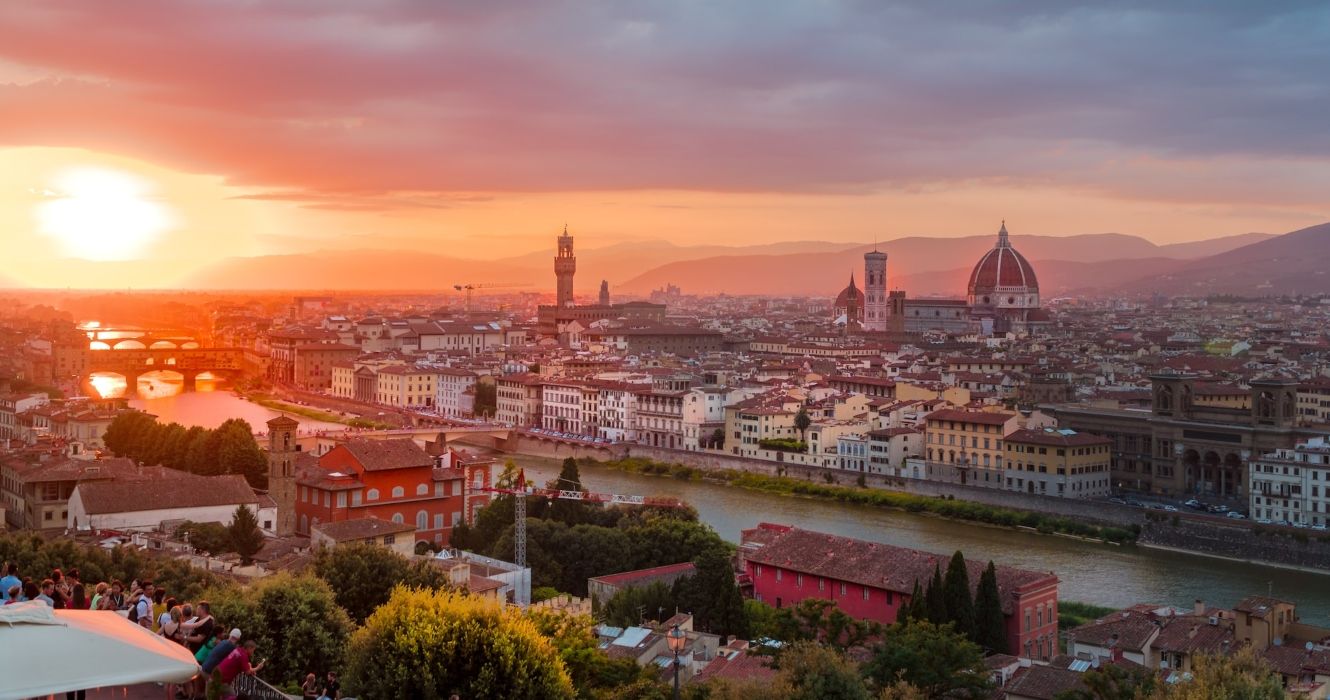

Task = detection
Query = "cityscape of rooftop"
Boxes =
[4,2,1330,699]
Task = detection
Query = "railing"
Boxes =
[233,673,297,700]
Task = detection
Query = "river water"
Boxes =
[97,386,1330,620]
[517,457,1330,621]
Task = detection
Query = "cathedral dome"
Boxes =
[967,222,1039,307]
[835,275,863,308]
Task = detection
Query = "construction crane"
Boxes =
[452,282,529,314]
[474,470,684,569]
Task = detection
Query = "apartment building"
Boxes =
[434,367,480,418]
[1002,428,1113,498]
[374,365,439,408]
[923,408,1020,488]
[496,373,543,427]
[636,389,686,449]
[1250,437,1330,527]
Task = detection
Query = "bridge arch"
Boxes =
[112,339,147,350]
[89,341,112,351]
[148,340,178,349]
[88,371,130,399]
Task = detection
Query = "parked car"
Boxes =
[1108,497,1127,505]
[1126,499,1145,508]
[1226,511,1246,520]
[1313,524,1328,532]
[1256,518,1273,525]
[1163,505,1179,512]
[1183,499,1202,509]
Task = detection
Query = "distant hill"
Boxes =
[186,249,544,291]
[616,232,1272,296]
[494,239,860,291]
[1122,222,1330,296]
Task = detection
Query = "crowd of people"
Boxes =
[1,562,342,700]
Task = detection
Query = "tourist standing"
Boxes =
[0,563,20,602]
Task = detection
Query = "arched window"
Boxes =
[392,513,404,524]
[416,484,428,496]
[417,510,428,531]
[392,486,405,498]
[367,488,379,501]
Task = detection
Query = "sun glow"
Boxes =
[35,167,175,261]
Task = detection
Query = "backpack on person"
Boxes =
[126,596,140,623]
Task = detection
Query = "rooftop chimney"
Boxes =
[1193,599,1205,616]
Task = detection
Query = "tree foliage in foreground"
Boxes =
[862,620,990,699]
[311,541,451,623]
[203,573,353,689]
[346,587,575,700]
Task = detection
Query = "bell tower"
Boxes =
[863,248,888,332]
[555,225,577,308]
[266,415,300,537]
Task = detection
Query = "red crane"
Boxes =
[473,469,684,568]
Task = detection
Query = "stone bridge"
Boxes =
[292,424,517,454]
[82,347,246,391]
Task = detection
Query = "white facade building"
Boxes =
[434,367,479,418]
[1250,437,1330,527]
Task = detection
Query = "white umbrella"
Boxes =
[0,601,200,700]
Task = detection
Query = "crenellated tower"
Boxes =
[555,225,576,308]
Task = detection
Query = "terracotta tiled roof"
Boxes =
[336,439,432,471]
[1067,609,1160,651]
[1006,428,1112,448]
[1149,616,1234,655]
[589,562,696,588]
[924,408,1016,426]
[744,525,1055,615]
[313,517,415,542]
[1004,664,1085,700]
[76,474,257,515]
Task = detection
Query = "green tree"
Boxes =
[227,505,265,565]
[924,565,947,625]
[710,428,725,449]
[473,381,497,418]
[1149,649,1284,700]
[777,641,870,700]
[942,551,975,639]
[744,599,880,651]
[216,418,267,488]
[203,573,353,689]
[311,541,450,623]
[862,621,990,699]
[346,587,575,699]
[973,562,1007,654]
[794,407,812,443]
[601,581,678,627]
[177,521,234,556]
[526,608,647,695]
[548,458,591,525]
[675,548,749,639]
[1056,663,1158,700]
[904,580,926,623]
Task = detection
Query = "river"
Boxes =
[515,456,1330,621]
[114,375,345,432]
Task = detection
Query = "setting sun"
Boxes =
[34,166,175,261]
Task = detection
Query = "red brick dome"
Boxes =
[835,276,863,308]
[968,222,1039,296]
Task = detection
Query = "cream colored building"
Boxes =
[1002,428,1112,498]
[923,408,1020,487]
[311,517,417,557]
[375,365,439,408]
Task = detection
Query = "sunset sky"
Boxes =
[2,1,1329,288]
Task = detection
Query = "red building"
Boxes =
[740,523,1060,659]
[295,438,494,549]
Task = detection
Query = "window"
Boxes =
[336,492,347,508]
[383,535,395,545]
[435,482,444,497]
[862,587,869,601]
[839,582,846,596]
[417,510,428,530]
[392,513,404,524]
[323,491,331,507]
[352,490,362,506]
[416,484,429,496]
[776,569,782,582]
[392,486,405,498]
[367,488,379,501]
[796,574,803,588]
[434,514,444,529]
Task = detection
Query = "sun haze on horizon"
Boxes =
[1,2,1328,288]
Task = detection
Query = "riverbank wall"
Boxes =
[620,444,1143,528]
[1140,519,1330,571]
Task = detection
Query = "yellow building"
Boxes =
[923,408,1019,487]
[1002,428,1112,498]
[375,365,439,408]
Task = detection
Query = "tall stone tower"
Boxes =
[555,225,576,308]
[862,248,889,332]
[266,415,300,537]
[598,279,610,306]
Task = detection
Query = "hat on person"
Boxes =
[229,628,242,639]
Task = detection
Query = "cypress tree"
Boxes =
[925,564,947,625]
[974,561,1007,654]
[943,551,976,640]
[897,581,919,625]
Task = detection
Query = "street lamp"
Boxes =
[666,623,686,700]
